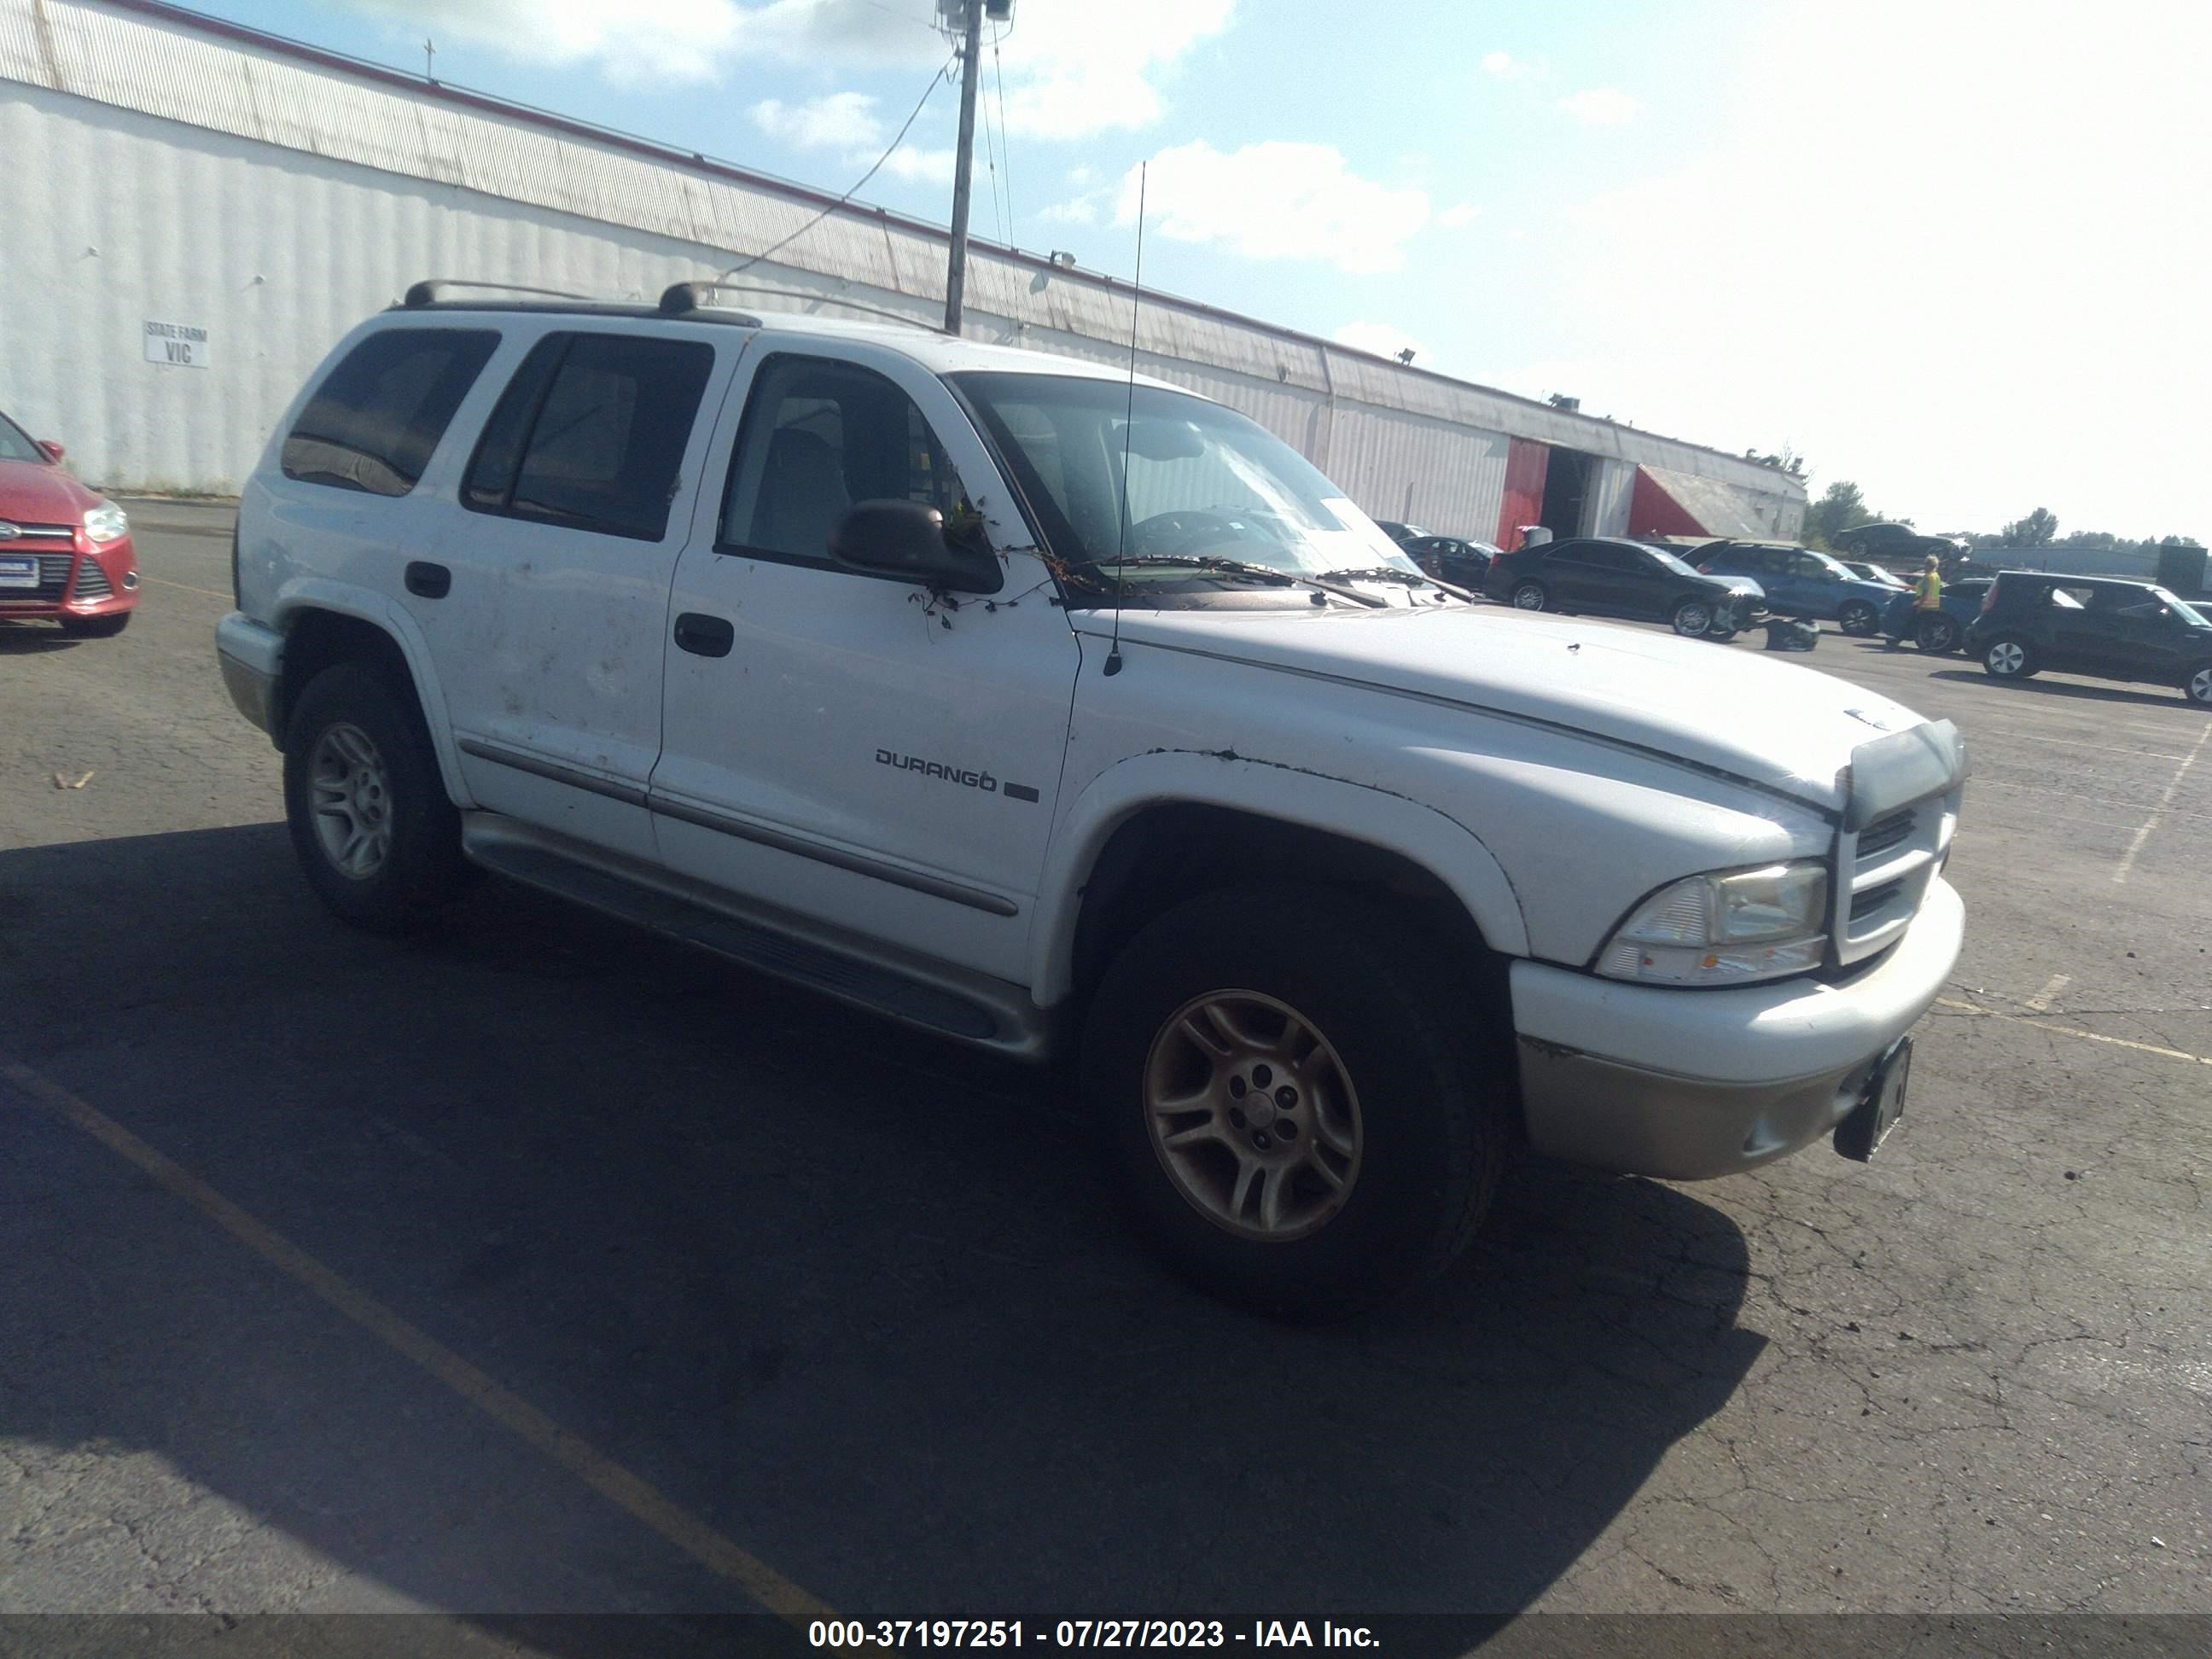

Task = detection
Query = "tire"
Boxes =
[1913,613,1959,654]
[1982,635,2039,680]
[1670,598,1714,637]
[1083,886,1511,1320]
[282,660,469,934]
[1839,601,1879,637]
[59,613,131,638]
[1705,626,1738,644]
[2186,664,2212,708]
[1511,580,1548,612]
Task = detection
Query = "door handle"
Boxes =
[673,612,735,658]
[405,561,451,599]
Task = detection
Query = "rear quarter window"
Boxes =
[282,329,500,496]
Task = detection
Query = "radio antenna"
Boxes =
[1103,160,1147,678]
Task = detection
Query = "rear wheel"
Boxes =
[282,661,469,934]
[1982,635,2039,680]
[2186,664,2212,707]
[1914,613,1959,653]
[1671,598,1714,637]
[1084,887,1510,1320]
[1839,600,1880,637]
[59,613,131,638]
[1511,580,1548,612]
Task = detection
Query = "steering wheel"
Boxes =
[1127,509,1240,558]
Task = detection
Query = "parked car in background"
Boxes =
[0,408,137,637]
[1840,560,1909,591]
[1484,535,1763,638]
[1405,534,1499,587]
[1882,577,1991,653]
[1694,541,1897,636]
[1831,523,1970,566]
[1373,519,1428,545]
[1966,573,2212,707]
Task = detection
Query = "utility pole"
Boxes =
[942,0,983,335]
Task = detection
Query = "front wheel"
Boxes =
[1839,601,1879,637]
[1084,887,1510,1320]
[2186,664,2212,707]
[1982,636,2039,680]
[1914,613,1959,653]
[1511,581,1549,612]
[1671,598,1714,637]
[282,661,469,934]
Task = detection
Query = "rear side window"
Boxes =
[282,329,499,496]
[463,332,715,542]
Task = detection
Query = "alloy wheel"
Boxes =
[1142,990,1364,1243]
[309,722,394,879]
[1988,641,2027,677]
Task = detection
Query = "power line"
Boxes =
[718,49,956,282]
[991,24,1015,247]
[978,44,1006,242]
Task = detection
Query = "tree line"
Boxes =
[1796,479,2197,557]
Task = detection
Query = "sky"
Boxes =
[196,0,2209,540]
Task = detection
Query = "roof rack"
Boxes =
[403,279,597,308]
[658,279,943,334]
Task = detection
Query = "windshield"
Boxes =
[0,411,44,463]
[2152,586,2211,626]
[954,373,1415,594]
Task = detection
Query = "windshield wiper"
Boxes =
[1087,554,1388,608]
[1324,566,1476,602]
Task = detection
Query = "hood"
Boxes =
[0,459,99,527]
[1097,604,1936,812]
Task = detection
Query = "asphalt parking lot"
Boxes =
[3,504,2209,1645]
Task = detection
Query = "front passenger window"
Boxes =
[720,355,960,567]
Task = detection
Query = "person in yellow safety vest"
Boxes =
[1915,555,1944,612]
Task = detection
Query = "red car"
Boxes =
[0,408,137,637]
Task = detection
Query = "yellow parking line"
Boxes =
[1933,998,2212,1067]
[0,1051,836,1623]
[139,575,234,602]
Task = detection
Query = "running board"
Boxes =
[460,815,1057,1061]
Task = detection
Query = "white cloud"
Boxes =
[1039,194,1103,227]
[1557,87,1640,125]
[750,91,883,151]
[345,0,1232,137]
[1333,322,1429,362]
[880,144,957,184]
[1519,0,2212,533]
[1437,202,1481,229]
[1481,49,1542,81]
[1116,141,1430,274]
[993,0,1235,138]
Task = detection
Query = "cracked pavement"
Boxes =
[2,505,2207,1634]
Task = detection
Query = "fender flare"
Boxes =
[1028,749,1530,1004]
[272,579,475,809]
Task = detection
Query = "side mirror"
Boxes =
[37,440,64,463]
[828,500,1002,595]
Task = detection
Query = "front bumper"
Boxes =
[0,535,138,620]
[215,611,285,737]
[1510,877,1965,1179]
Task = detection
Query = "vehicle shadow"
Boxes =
[1926,669,2186,709]
[0,825,1767,1639]
[0,620,79,654]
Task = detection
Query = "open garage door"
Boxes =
[1628,464,1775,539]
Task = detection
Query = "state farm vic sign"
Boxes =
[143,320,212,368]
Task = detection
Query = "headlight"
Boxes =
[83,501,130,544]
[1596,861,1829,986]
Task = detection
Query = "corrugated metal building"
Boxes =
[0,0,1806,545]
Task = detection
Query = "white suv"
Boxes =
[217,281,1967,1318]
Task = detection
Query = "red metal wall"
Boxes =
[1497,439,1550,549]
[1627,467,1707,538]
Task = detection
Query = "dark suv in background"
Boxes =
[1483,536,1763,638]
[1966,573,2212,707]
